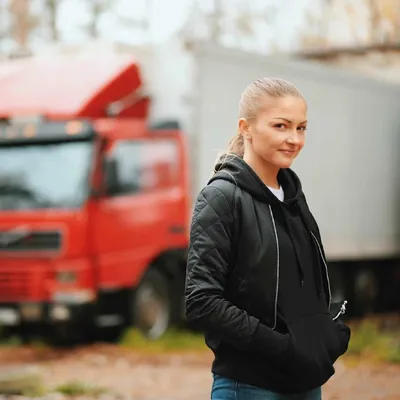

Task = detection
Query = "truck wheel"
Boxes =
[47,323,81,347]
[97,326,125,343]
[132,268,171,340]
[328,263,347,303]
[353,267,379,316]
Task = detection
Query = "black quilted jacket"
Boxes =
[185,156,350,394]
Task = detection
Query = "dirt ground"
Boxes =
[0,344,399,400]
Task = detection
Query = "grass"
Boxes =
[346,320,400,364]
[56,380,110,397]
[0,335,22,347]
[119,322,400,364]
[0,326,49,348]
[2,321,399,365]
[119,328,207,353]
[119,324,400,365]
[0,367,46,397]
[0,335,48,349]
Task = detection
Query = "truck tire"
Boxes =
[353,266,379,316]
[97,325,125,343]
[328,263,347,303]
[47,323,82,347]
[132,268,172,340]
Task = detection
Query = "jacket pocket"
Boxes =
[205,332,221,351]
[333,320,351,359]
[284,313,342,389]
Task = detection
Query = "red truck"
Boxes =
[0,53,190,343]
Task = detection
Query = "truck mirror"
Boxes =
[103,158,119,195]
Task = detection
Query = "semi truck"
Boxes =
[0,42,399,343]
[0,52,190,343]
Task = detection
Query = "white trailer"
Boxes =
[192,44,400,260]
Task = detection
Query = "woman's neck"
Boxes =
[243,153,280,189]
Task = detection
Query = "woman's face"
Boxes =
[240,95,308,169]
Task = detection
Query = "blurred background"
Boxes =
[0,1,399,399]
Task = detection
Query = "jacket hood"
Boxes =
[209,155,303,205]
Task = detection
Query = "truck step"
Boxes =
[95,314,123,327]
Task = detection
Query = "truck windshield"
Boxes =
[0,141,93,211]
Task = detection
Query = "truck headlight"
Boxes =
[50,305,70,321]
[56,270,77,284]
[20,303,42,321]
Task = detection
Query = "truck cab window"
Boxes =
[0,141,93,210]
[107,139,179,197]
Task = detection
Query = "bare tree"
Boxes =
[298,0,334,51]
[234,2,254,39]
[366,0,400,43]
[8,0,39,52]
[234,2,280,52]
[116,0,153,44]
[183,0,260,47]
[209,0,223,43]
[43,0,61,42]
[299,0,400,51]
[179,0,279,53]
[83,0,114,39]
[0,0,8,51]
[176,0,224,46]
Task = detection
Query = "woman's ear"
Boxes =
[239,118,251,141]
[238,118,247,134]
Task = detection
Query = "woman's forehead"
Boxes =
[258,95,307,119]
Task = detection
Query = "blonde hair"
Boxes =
[228,77,305,157]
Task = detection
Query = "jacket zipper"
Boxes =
[268,205,279,330]
[268,208,332,327]
[310,231,332,309]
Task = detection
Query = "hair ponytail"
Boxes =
[227,131,245,157]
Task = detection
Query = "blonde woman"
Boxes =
[185,78,350,400]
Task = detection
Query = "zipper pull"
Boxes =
[301,280,304,287]
[340,300,348,315]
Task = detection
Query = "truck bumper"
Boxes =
[0,302,95,327]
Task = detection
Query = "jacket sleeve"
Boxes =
[185,184,289,359]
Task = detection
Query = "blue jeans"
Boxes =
[211,374,322,400]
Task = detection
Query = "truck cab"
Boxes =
[0,53,189,343]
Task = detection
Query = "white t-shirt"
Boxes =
[267,185,284,202]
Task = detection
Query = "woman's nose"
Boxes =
[286,132,301,144]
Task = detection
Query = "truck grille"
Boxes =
[0,230,62,252]
[0,270,30,301]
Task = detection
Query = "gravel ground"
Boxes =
[0,345,399,400]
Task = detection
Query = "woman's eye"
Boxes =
[275,124,286,129]
[298,126,307,132]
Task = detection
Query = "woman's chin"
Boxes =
[274,160,294,169]
[260,154,296,169]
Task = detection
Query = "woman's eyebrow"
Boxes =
[272,117,308,124]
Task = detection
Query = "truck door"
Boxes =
[90,137,181,291]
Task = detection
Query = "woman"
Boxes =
[185,77,351,400]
